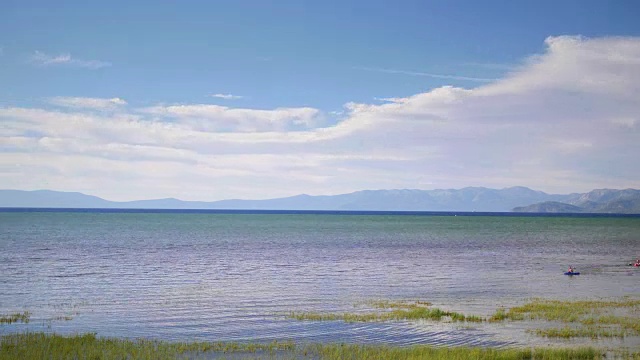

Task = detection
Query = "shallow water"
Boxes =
[1,211,639,347]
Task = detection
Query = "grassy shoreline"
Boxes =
[2,298,639,358]
[289,298,640,340]
[0,332,624,360]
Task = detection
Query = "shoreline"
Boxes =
[0,332,628,360]
[3,298,640,358]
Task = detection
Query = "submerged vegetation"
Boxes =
[304,343,609,360]
[289,300,483,323]
[0,311,30,324]
[3,298,638,359]
[290,298,640,340]
[488,298,640,339]
[490,298,640,323]
[0,332,626,360]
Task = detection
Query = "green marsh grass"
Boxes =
[489,298,640,339]
[0,311,30,324]
[1,332,626,360]
[291,298,640,339]
[0,332,295,360]
[532,326,626,339]
[289,300,482,323]
[306,343,605,360]
[492,298,640,322]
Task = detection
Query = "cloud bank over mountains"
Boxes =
[2,36,639,201]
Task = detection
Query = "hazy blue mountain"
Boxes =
[1,187,563,211]
[0,190,114,208]
[1,187,638,213]
[512,201,583,213]
[565,189,640,207]
[590,198,640,213]
[512,189,640,214]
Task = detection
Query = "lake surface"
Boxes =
[1,210,639,348]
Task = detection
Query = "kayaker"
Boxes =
[568,266,574,273]
[634,259,640,267]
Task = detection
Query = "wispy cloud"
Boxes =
[210,93,244,100]
[356,66,495,82]
[30,50,111,69]
[374,97,407,103]
[47,96,127,110]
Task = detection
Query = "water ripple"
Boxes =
[1,212,639,347]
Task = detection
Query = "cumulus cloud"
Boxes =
[48,97,127,110]
[30,50,111,69]
[478,36,640,96]
[3,36,640,200]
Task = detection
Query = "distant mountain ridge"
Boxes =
[1,187,639,213]
[513,188,640,214]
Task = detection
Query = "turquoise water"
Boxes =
[1,211,639,347]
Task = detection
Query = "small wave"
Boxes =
[49,272,103,278]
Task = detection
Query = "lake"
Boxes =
[1,210,639,348]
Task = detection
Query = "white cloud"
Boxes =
[140,104,322,132]
[374,97,407,103]
[48,97,127,110]
[210,93,244,100]
[30,50,111,69]
[478,36,640,96]
[3,36,640,200]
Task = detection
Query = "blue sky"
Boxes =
[1,1,640,201]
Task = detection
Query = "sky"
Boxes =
[1,0,640,201]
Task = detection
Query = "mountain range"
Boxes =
[512,188,640,213]
[2,187,640,213]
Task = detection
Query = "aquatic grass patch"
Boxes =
[489,307,507,322]
[288,311,382,322]
[463,314,484,322]
[0,332,295,360]
[0,332,620,360]
[496,298,640,323]
[289,300,481,323]
[51,315,74,321]
[388,306,474,322]
[532,326,626,339]
[290,297,640,337]
[0,311,30,324]
[490,298,640,339]
[581,314,640,334]
[306,343,605,360]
